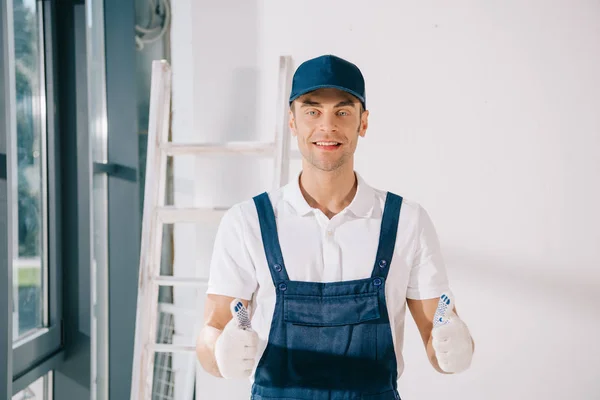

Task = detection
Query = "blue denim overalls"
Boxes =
[249,191,404,400]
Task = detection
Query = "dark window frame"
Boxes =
[1,0,64,396]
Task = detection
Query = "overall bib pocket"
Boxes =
[284,292,380,326]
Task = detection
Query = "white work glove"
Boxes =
[214,299,258,379]
[431,293,473,373]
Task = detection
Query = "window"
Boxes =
[12,372,52,400]
[13,0,47,342]
[1,0,62,394]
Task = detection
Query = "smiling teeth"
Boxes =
[316,142,339,146]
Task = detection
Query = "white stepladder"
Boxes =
[130,56,295,400]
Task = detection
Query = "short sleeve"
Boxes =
[206,204,258,300]
[406,205,451,300]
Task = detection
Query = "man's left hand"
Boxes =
[431,294,474,373]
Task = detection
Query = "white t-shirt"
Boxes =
[206,171,451,381]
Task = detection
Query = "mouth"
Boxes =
[312,141,342,150]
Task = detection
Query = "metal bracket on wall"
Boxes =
[93,162,137,182]
[0,153,6,180]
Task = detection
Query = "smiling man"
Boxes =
[196,54,474,400]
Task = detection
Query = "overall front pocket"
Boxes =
[283,292,380,327]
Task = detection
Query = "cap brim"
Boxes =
[289,84,365,107]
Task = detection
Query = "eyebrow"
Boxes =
[299,99,358,108]
[334,99,357,108]
[300,99,321,107]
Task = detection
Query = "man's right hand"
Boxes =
[214,299,258,379]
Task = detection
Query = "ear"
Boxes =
[358,110,369,138]
[288,109,296,136]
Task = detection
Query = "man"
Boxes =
[196,54,474,399]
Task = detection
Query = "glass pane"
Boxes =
[12,372,52,400]
[12,0,47,340]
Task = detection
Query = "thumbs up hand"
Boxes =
[214,299,259,379]
[431,293,474,373]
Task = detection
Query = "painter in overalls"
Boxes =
[196,54,475,400]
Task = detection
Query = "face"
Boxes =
[289,88,369,173]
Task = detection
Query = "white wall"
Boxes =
[170,1,600,399]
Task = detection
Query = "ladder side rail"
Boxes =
[130,59,172,400]
[142,59,173,399]
[273,56,294,189]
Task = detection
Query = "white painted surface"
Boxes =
[170,1,600,399]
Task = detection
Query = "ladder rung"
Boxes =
[157,302,197,317]
[148,344,196,354]
[161,141,276,156]
[156,207,228,223]
[153,276,209,287]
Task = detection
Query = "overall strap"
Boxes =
[371,192,403,280]
[252,192,290,286]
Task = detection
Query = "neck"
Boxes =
[298,162,357,218]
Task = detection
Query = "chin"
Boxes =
[311,159,347,172]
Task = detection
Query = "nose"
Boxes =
[319,112,337,132]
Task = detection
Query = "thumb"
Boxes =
[433,292,455,328]
[230,298,252,330]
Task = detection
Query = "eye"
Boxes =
[306,110,319,116]
[337,110,350,116]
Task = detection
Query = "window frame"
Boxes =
[1,0,64,395]
[1,0,16,397]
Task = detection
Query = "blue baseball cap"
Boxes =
[289,54,366,109]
